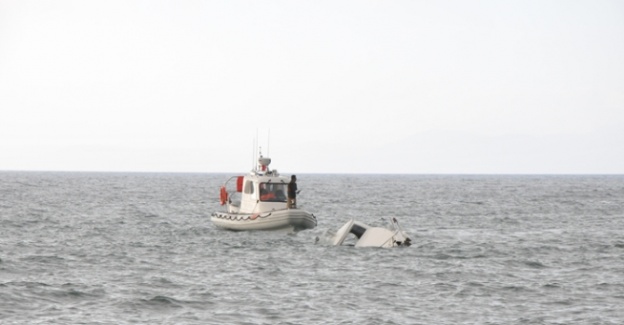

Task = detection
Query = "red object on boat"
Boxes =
[219,186,228,205]
[236,176,244,192]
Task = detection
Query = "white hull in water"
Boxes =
[211,153,317,232]
[332,218,411,248]
[212,208,317,231]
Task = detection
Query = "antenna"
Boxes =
[251,138,255,171]
[267,129,271,157]
[252,129,259,171]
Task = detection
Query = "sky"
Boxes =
[1,0,623,174]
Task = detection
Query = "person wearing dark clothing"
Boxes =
[287,175,298,209]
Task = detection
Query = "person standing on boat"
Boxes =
[287,175,298,209]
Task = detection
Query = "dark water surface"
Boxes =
[1,172,623,324]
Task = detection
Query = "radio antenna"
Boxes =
[252,129,259,171]
[267,129,271,157]
[251,137,255,171]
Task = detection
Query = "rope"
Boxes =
[212,212,272,221]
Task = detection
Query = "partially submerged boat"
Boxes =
[332,218,411,248]
[211,155,317,231]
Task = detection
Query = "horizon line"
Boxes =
[1,169,622,176]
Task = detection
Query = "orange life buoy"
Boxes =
[219,186,228,205]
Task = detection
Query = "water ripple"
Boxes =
[0,172,623,324]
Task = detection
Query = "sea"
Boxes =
[1,172,623,325]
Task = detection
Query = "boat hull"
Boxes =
[332,218,411,248]
[211,209,317,231]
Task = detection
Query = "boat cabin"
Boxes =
[219,157,291,214]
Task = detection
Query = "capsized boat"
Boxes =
[211,155,317,231]
[332,218,411,248]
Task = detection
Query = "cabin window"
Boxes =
[244,181,254,194]
[259,182,287,202]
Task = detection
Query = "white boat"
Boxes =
[211,155,317,231]
[332,218,411,248]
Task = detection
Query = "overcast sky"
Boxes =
[1,0,623,174]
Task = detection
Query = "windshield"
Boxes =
[259,182,287,202]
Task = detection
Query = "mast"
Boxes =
[267,129,270,158]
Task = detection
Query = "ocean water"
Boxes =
[1,172,623,324]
